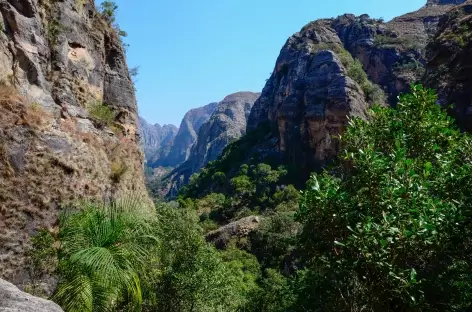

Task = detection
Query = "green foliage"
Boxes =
[220,248,261,301]
[47,20,63,47]
[244,269,296,312]
[394,59,425,75]
[346,59,385,104]
[295,85,472,311]
[180,122,273,199]
[29,229,56,276]
[347,59,368,85]
[141,204,244,312]
[87,101,115,128]
[110,161,128,183]
[53,199,157,312]
[374,34,422,50]
[99,1,118,23]
[249,212,300,270]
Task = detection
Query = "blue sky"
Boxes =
[111,0,426,126]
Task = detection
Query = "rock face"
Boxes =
[206,216,262,249]
[157,102,217,167]
[247,1,464,175]
[427,0,467,6]
[163,92,259,197]
[0,278,63,312]
[0,0,149,285]
[139,117,178,166]
[247,20,371,173]
[186,92,260,173]
[425,0,472,131]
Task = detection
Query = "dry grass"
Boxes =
[0,84,51,129]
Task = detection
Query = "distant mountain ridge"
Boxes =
[140,102,217,168]
[138,117,178,166]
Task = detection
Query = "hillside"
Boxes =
[0,0,149,287]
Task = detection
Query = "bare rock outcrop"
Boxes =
[156,102,217,167]
[247,20,371,173]
[186,92,260,174]
[0,278,63,312]
[205,216,262,249]
[0,0,150,285]
[163,92,259,197]
[425,0,472,131]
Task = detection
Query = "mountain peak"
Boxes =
[426,0,467,6]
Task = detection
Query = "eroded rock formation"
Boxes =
[0,0,149,286]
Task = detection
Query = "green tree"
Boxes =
[249,212,300,270]
[99,1,118,23]
[52,199,157,312]
[142,204,242,312]
[244,269,295,312]
[295,85,472,311]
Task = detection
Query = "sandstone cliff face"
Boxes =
[186,92,260,173]
[425,0,472,131]
[156,102,217,167]
[247,20,371,172]
[0,278,63,312]
[0,0,149,285]
[139,117,178,166]
[246,1,464,174]
[160,93,259,198]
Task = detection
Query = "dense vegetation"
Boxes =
[30,85,472,311]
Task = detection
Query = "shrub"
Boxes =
[110,161,128,183]
[295,85,472,311]
[87,101,115,128]
[28,229,57,282]
[99,1,118,23]
[141,205,244,312]
[347,59,368,85]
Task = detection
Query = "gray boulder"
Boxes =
[0,279,63,312]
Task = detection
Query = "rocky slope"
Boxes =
[158,92,259,197]
[0,278,63,312]
[155,102,217,167]
[247,20,375,174]
[186,92,260,174]
[138,117,178,166]
[0,0,149,286]
[247,0,465,176]
[425,0,472,131]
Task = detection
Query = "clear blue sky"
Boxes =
[111,0,426,126]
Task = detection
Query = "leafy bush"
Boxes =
[87,101,115,128]
[52,200,157,312]
[110,161,128,183]
[141,205,245,312]
[244,269,295,312]
[295,85,472,311]
[249,212,300,270]
[99,1,118,23]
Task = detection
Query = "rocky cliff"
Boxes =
[139,117,178,166]
[155,102,217,167]
[425,0,472,131]
[0,0,149,285]
[159,92,259,198]
[247,0,464,175]
[247,20,375,173]
[186,92,260,173]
